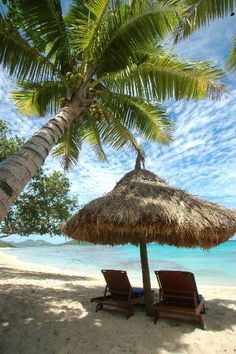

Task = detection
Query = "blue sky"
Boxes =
[0,8,236,243]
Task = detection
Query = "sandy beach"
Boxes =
[0,252,236,354]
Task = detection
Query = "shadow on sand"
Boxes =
[0,267,92,282]
[0,267,236,354]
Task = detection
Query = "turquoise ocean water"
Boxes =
[2,241,236,286]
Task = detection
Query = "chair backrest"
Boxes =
[155,270,199,307]
[102,269,132,297]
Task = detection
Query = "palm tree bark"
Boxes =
[139,240,153,316]
[0,90,86,222]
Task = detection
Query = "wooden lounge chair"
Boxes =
[91,269,145,319]
[152,270,206,329]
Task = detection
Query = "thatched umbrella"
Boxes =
[61,164,236,315]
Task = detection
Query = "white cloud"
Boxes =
[175,16,236,66]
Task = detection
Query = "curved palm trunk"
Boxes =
[139,241,153,316]
[0,92,85,222]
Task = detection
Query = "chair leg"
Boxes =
[153,309,159,324]
[127,306,134,319]
[95,303,103,312]
[201,303,206,314]
[127,308,131,319]
[198,315,205,330]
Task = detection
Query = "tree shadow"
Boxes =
[0,268,236,354]
[203,298,236,331]
[0,266,92,282]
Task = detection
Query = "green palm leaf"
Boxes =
[99,52,226,101]
[53,121,82,171]
[98,89,173,144]
[103,119,142,152]
[84,103,142,157]
[226,36,236,72]
[0,17,57,81]
[16,0,71,66]
[96,0,182,72]
[53,111,107,170]
[12,81,66,116]
[96,111,143,153]
[174,0,236,42]
[67,0,109,72]
[84,110,107,161]
[53,105,144,170]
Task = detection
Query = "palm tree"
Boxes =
[0,0,226,222]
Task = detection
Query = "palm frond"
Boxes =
[174,0,236,42]
[0,17,57,81]
[98,89,173,144]
[53,104,143,169]
[53,121,82,171]
[84,109,107,160]
[12,81,66,116]
[95,0,183,73]
[226,36,236,73]
[82,105,142,158]
[67,0,109,71]
[53,110,108,170]
[65,0,90,24]
[16,0,71,66]
[99,52,226,101]
[95,109,143,152]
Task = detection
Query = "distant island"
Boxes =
[0,239,81,248]
[11,240,56,248]
[59,240,81,246]
[0,238,234,249]
[0,240,15,248]
[0,238,236,249]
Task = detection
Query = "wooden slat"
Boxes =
[153,270,205,328]
[90,270,144,319]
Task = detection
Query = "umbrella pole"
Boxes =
[139,241,153,316]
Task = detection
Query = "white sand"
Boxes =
[0,252,236,354]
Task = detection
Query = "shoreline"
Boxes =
[0,250,104,285]
[1,251,236,353]
[1,249,236,290]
